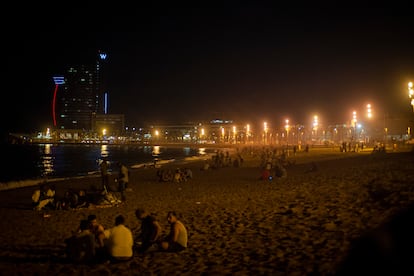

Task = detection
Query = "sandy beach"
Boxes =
[0,146,413,275]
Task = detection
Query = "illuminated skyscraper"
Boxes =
[52,51,109,131]
[96,50,109,114]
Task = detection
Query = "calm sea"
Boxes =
[1,143,217,184]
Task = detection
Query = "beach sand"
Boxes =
[0,146,413,275]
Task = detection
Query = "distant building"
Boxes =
[92,113,125,136]
[52,50,111,132]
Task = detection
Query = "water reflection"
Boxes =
[101,145,109,158]
[152,146,161,156]
[198,147,206,155]
[41,144,54,177]
[183,147,191,155]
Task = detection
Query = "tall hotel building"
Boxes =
[52,51,108,132]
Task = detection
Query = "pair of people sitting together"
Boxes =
[135,209,188,253]
[65,214,133,264]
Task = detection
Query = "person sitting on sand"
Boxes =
[104,215,134,263]
[31,183,56,211]
[87,214,106,249]
[65,219,96,264]
[135,208,162,253]
[183,168,193,181]
[160,211,188,252]
[173,169,183,183]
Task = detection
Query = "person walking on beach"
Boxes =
[100,158,109,191]
[104,215,134,263]
[160,211,188,252]
[135,208,162,253]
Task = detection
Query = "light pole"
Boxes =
[285,119,290,149]
[313,115,318,143]
[352,111,357,141]
[409,82,414,112]
[246,124,250,144]
[263,122,268,145]
[366,103,372,144]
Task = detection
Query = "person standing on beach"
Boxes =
[100,158,109,192]
[160,211,188,252]
[135,208,162,253]
[116,162,129,201]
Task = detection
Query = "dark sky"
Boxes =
[4,4,414,135]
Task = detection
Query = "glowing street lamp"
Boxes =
[313,115,318,139]
[246,124,250,143]
[285,119,290,146]
[352,111,357,140]
[366,104,372,118]
[352,111,357,127]
[409,82,414,112]
[154,130,159,142]
[263,122,268,144]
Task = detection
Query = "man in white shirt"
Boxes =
[104,215,134,262]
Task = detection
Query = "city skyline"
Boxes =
[4,4,414,138]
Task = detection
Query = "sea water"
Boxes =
[1,143,217,187]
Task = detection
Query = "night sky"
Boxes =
[4,4,414,136]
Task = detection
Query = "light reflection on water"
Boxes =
[1,144,218,183]
[101,144,109,159]
[41,144,54,177]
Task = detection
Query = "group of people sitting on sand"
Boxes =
[31,183,123,211]
[65,209,188,264]
[156,167,193,183]
[31,160,130,211]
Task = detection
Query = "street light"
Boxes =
[366,104,372,118]
[352,111,357,141]
[154,130,159,142]
[285,119,290,148]
[365,104,373,144]
[200,128,205,142]
[263,122,268,145]
[409,82,414,112]
[313,115,318,141]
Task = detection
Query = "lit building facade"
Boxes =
[52,51,109,131]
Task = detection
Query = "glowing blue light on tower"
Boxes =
[104,92,108,114]
[99,52,107,60]
[53,76,65,85]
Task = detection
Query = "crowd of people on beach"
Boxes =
[31,160,131,211]
[30,157,190,264]
[64,209,188,264]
